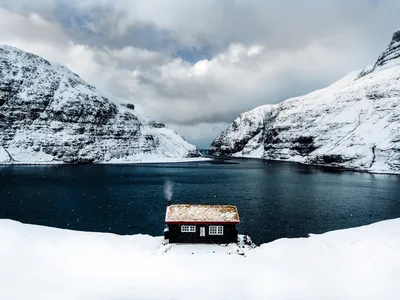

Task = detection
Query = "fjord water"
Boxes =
[1,159,400,244]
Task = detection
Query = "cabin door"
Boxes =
[200,227,205,237]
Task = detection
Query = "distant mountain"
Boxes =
[210,30,400,174]
[0,45,199,164]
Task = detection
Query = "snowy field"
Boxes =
[1,219,400,300]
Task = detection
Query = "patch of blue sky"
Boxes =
[176,47,213,64]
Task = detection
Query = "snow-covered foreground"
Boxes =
[1,219,400,300]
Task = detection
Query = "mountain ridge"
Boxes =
[209,30,400,174]
[0,45,200,164]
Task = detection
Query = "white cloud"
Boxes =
[0,8,69,59]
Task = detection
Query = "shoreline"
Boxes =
[0,157,213,166]
[211,155,400,176]
[1,155,399,176]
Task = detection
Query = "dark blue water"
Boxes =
[1,159,400,244]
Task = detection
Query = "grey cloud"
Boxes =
[3,0,399,56]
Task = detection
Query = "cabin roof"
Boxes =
[165,204,240,224]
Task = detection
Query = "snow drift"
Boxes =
[1,218,399,300]
[0,45,200,164]
[210,30,400,174]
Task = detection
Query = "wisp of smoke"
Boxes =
[164,180,173,201]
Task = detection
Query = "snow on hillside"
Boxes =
[1,218,399,300]
[0,45,200,164]
[210,30,400,174]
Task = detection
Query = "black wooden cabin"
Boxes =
[164,204,240,244]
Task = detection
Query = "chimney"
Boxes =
[167,199,171,206]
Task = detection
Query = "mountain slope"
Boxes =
[0,45,199,164]
[210,30,400,173]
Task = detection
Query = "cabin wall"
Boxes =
[167,224,237,244]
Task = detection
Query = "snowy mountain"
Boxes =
[210,30,400,174]
[0,45,200,164]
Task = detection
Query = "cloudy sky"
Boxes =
[0,0,398,148]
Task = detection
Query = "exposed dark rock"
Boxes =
[294,136,314,144]
[313,154,347,164]
[149,121,165,128]
[126,103,135,110]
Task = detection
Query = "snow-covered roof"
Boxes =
[165,204,240,224]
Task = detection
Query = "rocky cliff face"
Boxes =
[210,30,400,173]
[0,45,199,164]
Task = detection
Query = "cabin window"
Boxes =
[209,226,223,235]
[181,225,196,233]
